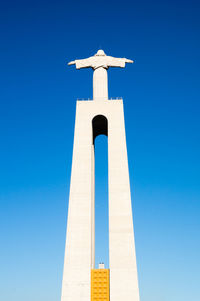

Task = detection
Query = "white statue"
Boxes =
[68,49,133,101]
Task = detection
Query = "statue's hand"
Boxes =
[125,58,134,63]
[68,61,75,66]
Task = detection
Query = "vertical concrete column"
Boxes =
[93,67,108,101]
[61,102,93,301]
[108,100,140,301]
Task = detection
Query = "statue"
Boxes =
[68,49,133,101]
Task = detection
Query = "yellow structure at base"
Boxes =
[91,269,110,301]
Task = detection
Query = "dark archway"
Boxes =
[92,115,108,143]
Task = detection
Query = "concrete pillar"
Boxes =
[93,67,108,101]
[61,102,93,301]
[108,101,140,301]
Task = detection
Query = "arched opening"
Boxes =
[92,115,108,143]
[92,115,109,269]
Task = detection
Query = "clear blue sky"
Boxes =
[0,0,200,300]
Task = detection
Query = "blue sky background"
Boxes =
[0,0,200,300]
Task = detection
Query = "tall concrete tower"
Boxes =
[61,50,140,301]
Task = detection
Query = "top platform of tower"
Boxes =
[76,98,123,102]
[68,49,133,101]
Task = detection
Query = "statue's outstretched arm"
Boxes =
[125,58,134,64]
[68,61,75,66]
[106,56,134,68]
[68,57,93,69]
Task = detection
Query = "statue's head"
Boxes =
[95,49,106,56]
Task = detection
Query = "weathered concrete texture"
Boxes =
[61,99,140,301]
